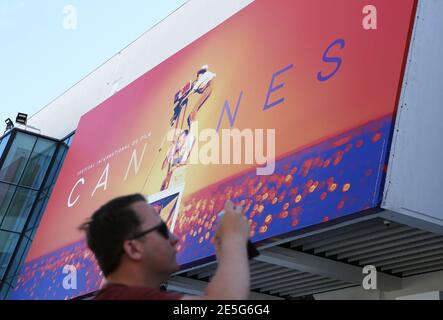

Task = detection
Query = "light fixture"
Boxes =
[4,118,14,133]
[16,112,28,126]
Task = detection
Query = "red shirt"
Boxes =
[94,283,183,300]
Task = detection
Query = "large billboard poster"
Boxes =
[11,0,416,299]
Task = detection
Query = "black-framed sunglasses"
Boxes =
[130,220,170,240]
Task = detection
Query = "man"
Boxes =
[79,194,251,300]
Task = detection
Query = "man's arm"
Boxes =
[181,201,250,300]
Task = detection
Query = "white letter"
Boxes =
[362,5,377,30]
[63,5,77,30]
[68,178,85,208]
[221,129,231,164]
[223,128,254,164]
[124,143,147,181]
[199,129,219,165]
[255,129,276,175]
[362,265,377,290]
[62,265,77,290]
[91,163,109,197]
[189,121,200,165]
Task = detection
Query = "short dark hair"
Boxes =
[79,194,146,276]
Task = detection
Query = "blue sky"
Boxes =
[0,0,187,132]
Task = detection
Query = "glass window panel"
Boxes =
[5,240,31,299]
[25,228,32,239]
[0,133,37,184]
[1,188,37,233]
[8,273,21,297]
[0,282,11,299]
[0,183,16,224]
[41,144,68,195]
[25,225,38,240]
[25,194,48,232]
[33,213,45,239]
[19,138,56,189]
[0,231,20,279]
[7,237,30,282]
[0,134,11,161]
[64,132,75,147]
[11,273,20,288]
[30,227,38,240]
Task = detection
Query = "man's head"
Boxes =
[79,194,179,281]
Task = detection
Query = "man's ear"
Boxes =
[122,240,144,261]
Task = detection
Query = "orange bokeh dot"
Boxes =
[198,237,204,244]
[279,210,289,219]
[264,214,273,225]
[291,207,302,216]
[272,197,278,205]
[323,159,331,168]
[258,205,265,213]
[333,156,342,166]
[283,202,289,210]
[372,133,382,142]
[329,183,337,192]
[259,225,268,234]
[309,184,317,193]
[342,183,351,192]
[295,195,302,203]
[205,232,210,240]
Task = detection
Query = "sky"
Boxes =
[0,0,187,133]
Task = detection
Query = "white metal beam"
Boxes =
[255,246,402,291]
[167,276,284,300]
